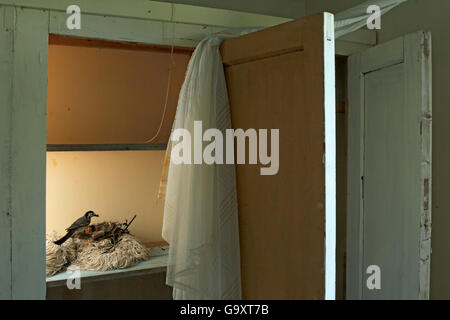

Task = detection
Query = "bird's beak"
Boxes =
[93,213,99,217]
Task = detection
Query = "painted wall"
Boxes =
[46,150,166,243]
[46,42,187,244]
[47,43,191,145]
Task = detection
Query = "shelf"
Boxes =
[46,245,169,287]
[47,144,167,152]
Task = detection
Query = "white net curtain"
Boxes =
[159,0,407,300]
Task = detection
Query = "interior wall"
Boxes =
[47,41,191,145]
[46,151,166,244]
[46,39,190,244]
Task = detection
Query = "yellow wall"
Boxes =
[46,151,166,243]
[45,40,189,244]
[47,42,191,145]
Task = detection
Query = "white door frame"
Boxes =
[346,31,432,299]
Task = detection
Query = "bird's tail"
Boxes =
[54,230,74,245]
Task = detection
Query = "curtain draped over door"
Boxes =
[158,0,408,300]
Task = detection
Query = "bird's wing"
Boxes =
[66,216,89,231]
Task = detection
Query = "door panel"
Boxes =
[363,63,420,299]
[347,32,432,299]
[221,13,336,299]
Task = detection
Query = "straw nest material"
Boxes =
[46,223,150,277]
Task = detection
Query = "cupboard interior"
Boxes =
[46,35,348,298]
[46,35,193,245]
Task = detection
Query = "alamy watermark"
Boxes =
[366,265,381,290]
[367,5,381,30]
[66,5,81,30]
[170,121,279,176]
[66,266,81,290]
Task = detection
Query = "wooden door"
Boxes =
[347,32,432,299]
[221,13,336,299]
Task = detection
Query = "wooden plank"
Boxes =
[45,4,290,48]
[336,40,373,57]
[46,39,191,145]
[49,11,174,46]
[221,17,308,66]
[47,144,167,152]
[49,10,218,48]
[46,254,168,288]
[1,0,374,54]
[0,5,14,300]
[323,13,336,300]
[49,34,194,53]
[222,13,334,299]
[0,0,291,28]
[360,36,404,73]
[404,31,432,300]
[336,30,377,56]
[339,29,377,46]
[10,7,49,299]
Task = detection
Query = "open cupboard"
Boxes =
[2,7,360,299]
[46,14,345,299]
[8,1,423,300]
[44,13,345,299]
[46,35,193,245]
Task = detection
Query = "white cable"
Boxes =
[144,2,176,143]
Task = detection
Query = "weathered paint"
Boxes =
[0,0,291,28]
[417,32,432,300]
[9,7,49,299]
[347,32,432,299]
[0,5,14,300]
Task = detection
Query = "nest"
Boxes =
[46,220,150,277]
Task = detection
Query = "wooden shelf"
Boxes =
[47,144,167,152]
[46,245,169,287]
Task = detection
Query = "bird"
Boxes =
[54,210,99,245]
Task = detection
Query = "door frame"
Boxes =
[346,31,432,299]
